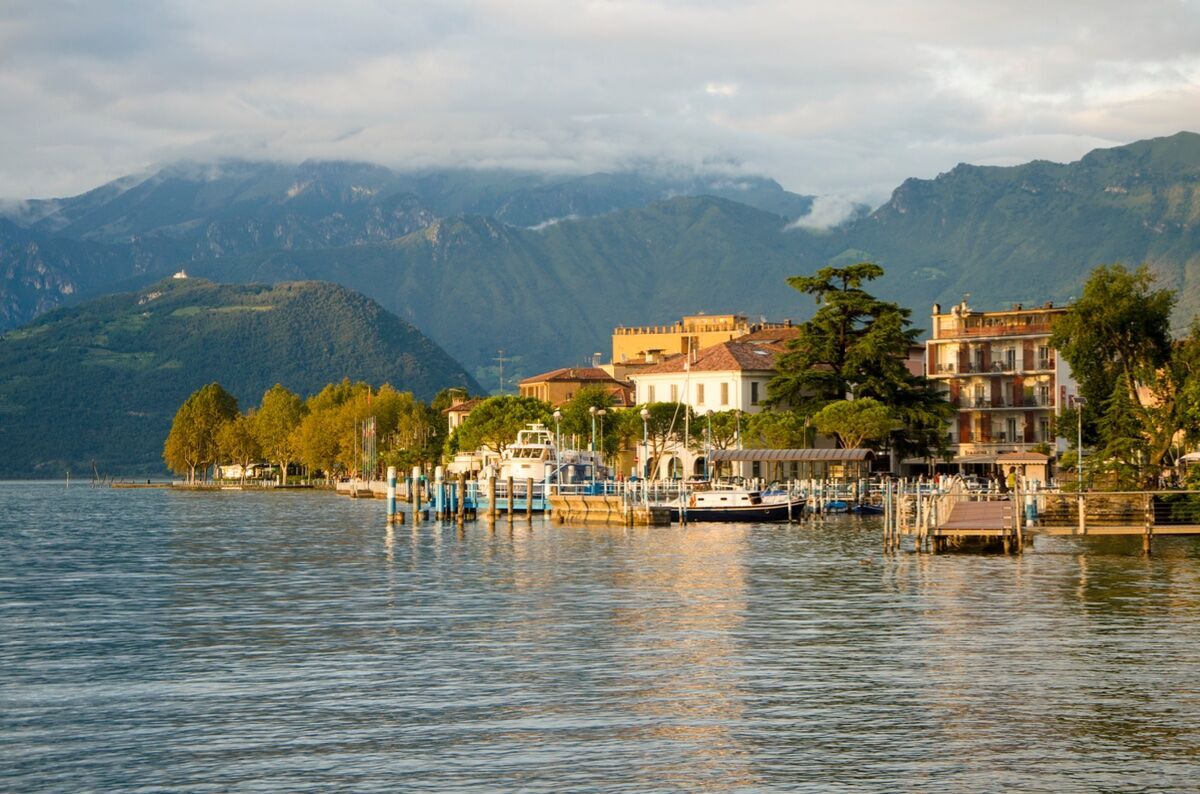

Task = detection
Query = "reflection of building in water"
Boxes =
[609,525,756,786]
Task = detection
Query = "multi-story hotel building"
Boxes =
[611,313,792,365]
[926,300,1080,459]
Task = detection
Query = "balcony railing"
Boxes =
[952,397,1054,409]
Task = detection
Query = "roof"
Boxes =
[519,367,629,385]
[710,448,873,462]
[738,326,799,344]
[635,340,786,375]
[442,398,485,415]
[996,452,1050,463]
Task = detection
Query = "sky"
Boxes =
[2,0,1199,205]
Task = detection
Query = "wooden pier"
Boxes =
[885,481,1200,554]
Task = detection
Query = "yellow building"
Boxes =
[518,367,633,408]
[611,314,792,365]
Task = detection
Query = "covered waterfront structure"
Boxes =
[709,448,874,482]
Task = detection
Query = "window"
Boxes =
[670,384,678,403]
[1039,418,1051,442]
[696,383,705,405]
[647,385,655,403]
[720,382,729,405]
[1005,417,1017,442]
[1005,348,1017,370]
[751,381,760,405]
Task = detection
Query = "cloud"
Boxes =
[1,1,1199,201]
[786,195,861,231]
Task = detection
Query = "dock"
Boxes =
[884,480,1200,554]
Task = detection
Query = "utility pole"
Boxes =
[494,350,509,395]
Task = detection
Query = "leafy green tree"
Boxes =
[255,384,306,484]
[559,385,620,456]
[455,395,552,453]
[692,409,743,451]
[633,402,695,477]
[163,382,239,483]
[217,412,261,484]
[1051,263,1174,444]
[767,262,951,458]
[743,411,812,449]
[812,398,899,449]
[1095,373,1147,489]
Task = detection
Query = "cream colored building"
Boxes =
[925,299,1079,463]
[611,313,792,365]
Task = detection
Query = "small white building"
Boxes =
[629,338,787,478]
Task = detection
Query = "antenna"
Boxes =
[494,349,509,395]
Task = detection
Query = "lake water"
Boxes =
[3,482,1200,791]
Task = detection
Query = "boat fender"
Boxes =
[689,493,697,508]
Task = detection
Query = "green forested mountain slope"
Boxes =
[190,197,823,382]
[0,161,814,330]
[831,131,1200,319]
[0,278,479,477]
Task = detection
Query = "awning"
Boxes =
[996,452,1050,463]
[954,454,997,465]
[710,448,873,462]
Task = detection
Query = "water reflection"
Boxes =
[2,486,1200,791]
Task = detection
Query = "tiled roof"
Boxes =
[738,326,800,344]
[442,397,485,414]
[520,367,629,385]
[635,340,785,375]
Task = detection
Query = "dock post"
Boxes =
[526,477,534,521]
[386,466,397,525]
[412,466,422,521]
[434,466,444,520]
[1144,493,1153,556]
[488,477,497,521]
[506,476,515,520]
[456,473,466,526]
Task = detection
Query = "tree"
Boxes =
[768,262,952,458]
[162,382,239,483]
[1051,264,1200,481]
[255,384,305,485]
[634,402,694,478]
[217,413,261,484]
[812,398,899,449]
[1051,263,1174,444]
[743,411,812,449]
[455,395,552,454]
[693,409,743,451]
[1095,373,1147,489]
[559,385,619,456]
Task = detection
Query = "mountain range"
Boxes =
[4,132,1200,385]
[0,278,478,478]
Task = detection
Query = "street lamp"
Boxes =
[597,408,607,474]
[641,407,651,479]
[589,405,598,486]
[1075,397,1086,487]
[705,409,713,480]
[552,409,562,479]
[1076,396,1087,534]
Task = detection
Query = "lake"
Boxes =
[3,482,1199,791]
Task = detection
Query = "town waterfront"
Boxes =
[4,482,1200,791]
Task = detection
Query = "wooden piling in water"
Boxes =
[506,476,514,520]
[526,477,534,521]
[456,473,466,526]
[488,477,497,520]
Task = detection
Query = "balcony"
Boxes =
[952,396,1054,409]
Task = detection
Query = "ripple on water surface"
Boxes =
[3,482,1200,791]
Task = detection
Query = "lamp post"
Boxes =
[597,408,607,475]
[589,405,598,487]
[553,409,562,480]
[705,409,713,480]
[1076,396,1087,534]
[641,407,650,479]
